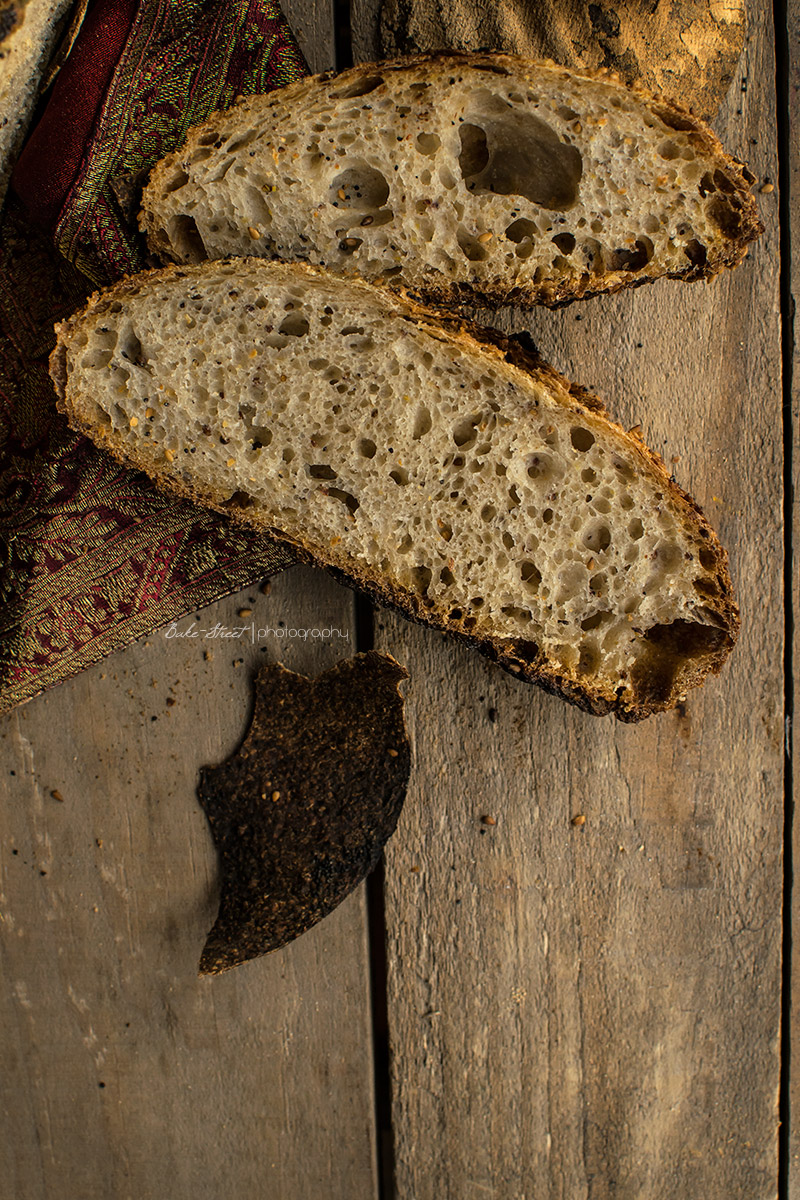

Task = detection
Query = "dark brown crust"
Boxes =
[140,51,764,310]
[51,259,740,722]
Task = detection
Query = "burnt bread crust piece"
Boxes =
[139,51,762,310]
[50,258,739,721]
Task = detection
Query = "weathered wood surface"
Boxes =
[354,1,785,1196]
[0,568,377,1199]
[788,0,800,1193]
[0,1,788,1198]
[0,4,379,1197]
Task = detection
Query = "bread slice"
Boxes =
[139,52,762,309]
[50,259,738,720]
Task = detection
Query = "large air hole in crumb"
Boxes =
[227,129,258,154]
[412,405,432,439]
[411,565,432,595]
[458,101,582,210]
[709,195,745,238]
[278,312,309,337]
[82,347,114,370]
[570,426,595,452]
[684,239,707,268]
[452,414,481,448]
[308,464,337,480]
[607,238,654,272]
[501,605,532,624]
[168,215,206,262]
[163,169,189,194]
[583,523,611,553]
[327,487,360,514]
[456,227,489,262]
[552,232,576,254]
[581,610,611,631]
[263,332,289,349]
[520,561,541,593]
[526,453,558,483]
[632,620,728,706]
[238,403,273,450]
[416,132,441,156]
[330,75,384,99]
[693,577,720,600]
[330,163,390,211]
[654,542,683,573]
[505,218,538,245]
[582,237,604,273]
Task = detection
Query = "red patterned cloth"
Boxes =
[0,0,307,713]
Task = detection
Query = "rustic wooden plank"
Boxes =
[283,0,335,73]
[0,9,378,1196]
[0,566,378,1199]
[351,0,381,64]
[787,0,800,1193]
[352,3,784,1195]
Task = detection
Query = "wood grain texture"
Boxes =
[351,0,382,63]
[787,0,799,1192]
[0,567,377,1199]
[284,0,336,72]
[355,1,785,1195]
[1,12,378,1200]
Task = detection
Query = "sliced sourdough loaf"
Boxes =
[50,259,738,720]
[139,52,762,309]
